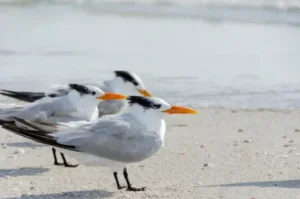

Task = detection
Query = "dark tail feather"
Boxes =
[2,123,79,152]
[11,117,50,134]
[0,119,14,125]
[0,89,46,102]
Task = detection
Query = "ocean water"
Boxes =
[1,0,300,109]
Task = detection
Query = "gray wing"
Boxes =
[55,116,162,163]
[0,97,76,122]
[97,100,127,117]
[93,81,128,117]
[54,117,132,144]
[46,84,70,97]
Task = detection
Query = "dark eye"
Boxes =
[92,91,96,95]
[152,104,161,109]
[133,81,138,86]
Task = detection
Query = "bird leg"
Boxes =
[123,167,146,191]
[52,148,63,166]
[60,153,79,168]
[113,172,125,189]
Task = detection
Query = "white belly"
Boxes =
[56,148,126,171]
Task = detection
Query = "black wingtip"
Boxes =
[0,119,14,125]
[2,123,79,152]
[0,89,45,102]
[11,117,49,133]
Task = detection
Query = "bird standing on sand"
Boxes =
[0,71,152,117]
[3,96,198,191]
[0,84,127,167]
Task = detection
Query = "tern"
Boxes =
[2,96,198,191]
[0,71,152,117]
[0,83,127,167]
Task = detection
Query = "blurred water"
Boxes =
[1,0,300,25]
[0,3,300,109]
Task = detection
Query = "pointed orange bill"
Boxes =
[97,92,127,100]
[162,105,198,114]
[138,89,152,97]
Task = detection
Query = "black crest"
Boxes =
[127,96,161,109]
[114,71,139,86]
[69,84,95,96]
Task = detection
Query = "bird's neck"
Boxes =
[77,103,99,121]
[68,91,99,121]
[126,106,165,136]
[103,78,121,92]
[103,77,132,94]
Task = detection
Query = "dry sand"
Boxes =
[1,108,300,199]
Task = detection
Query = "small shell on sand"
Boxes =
[3,176,10,179]
[288,150,294,153]
[280,155,289,158]
[116,195,132,199]
[8,155,17,159]
[14,149,25,155]
[243,140,251,143]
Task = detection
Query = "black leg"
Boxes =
[113,172,125,190]
[123,167,146,192]
[60,153,79,168]
[52,148,63,166]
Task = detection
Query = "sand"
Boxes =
[0,108,300,199]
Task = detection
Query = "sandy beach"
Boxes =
[1,0,300,198]
[0,108,299,199]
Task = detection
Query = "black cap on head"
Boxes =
[114,71,139,86]
[127,96,161,110]
[69,84,96,96]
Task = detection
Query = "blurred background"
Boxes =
[0,0,300,109]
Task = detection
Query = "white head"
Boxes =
[107,71,152,96]
[125,96,198,131]
[67,84,127,119]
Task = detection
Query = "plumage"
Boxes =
[69,84,96,96]
[114,71,139,86]
[1,96,197,191]
[0,89,45,102]
[127,96,162,110]
[3,123,79,152]
[0,85,127,167]
[0,71,151,117]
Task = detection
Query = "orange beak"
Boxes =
[97,92,127,100]
[162,105,198,114]
[138,89,152,97]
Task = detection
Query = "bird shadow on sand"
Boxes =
[0,167,49,178]
[5,190,114,199]
[6,141,45,148]
[205,179,300,189]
